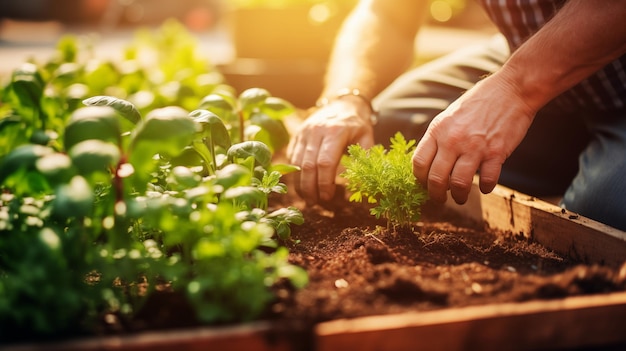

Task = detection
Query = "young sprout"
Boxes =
[341,132,428,232]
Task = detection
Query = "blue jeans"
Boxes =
[372,35,626,231]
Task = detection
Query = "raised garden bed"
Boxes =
[7,179,626,351]
[3,21,626,351]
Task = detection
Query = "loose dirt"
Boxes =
[268,186,625,327]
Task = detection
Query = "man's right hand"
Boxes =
[287,97,375,204]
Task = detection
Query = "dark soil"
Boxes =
[266,186,626,328]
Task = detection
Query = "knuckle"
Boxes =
[449,176,471,192]
[300,161,317,172]
[316,157,335,170]
[412,154,428,169]
[428,173,449,189]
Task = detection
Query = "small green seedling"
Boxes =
[341,132,427,232]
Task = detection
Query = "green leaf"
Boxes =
[35,153,75,184]
[190,109,231,150]
[68,140,120,176]
[83,96,142,125]
[128,106,197,181]
[64,106,121,151]
[254,170,286,195]
[214,164,252,190]
[259,96,295,119]
[248,112,290,152]
[0,115,22,132]
[29,130,52,146]
[238,88,270,111]
[8,63,45,121]
[222,186,265,209]
[56,35,78,62]
[52,62,82,86]
[198,93,235,115]
[0,144,54,184]
[262,207,304,240]
[39,227,62,251]
[170,146,204,168]
[276,259,308,289]
[130,106,196,156]
[83,60,120,95]
[65,83,89,102]
[52,175,93,219]
[269,163,300,175]
[341,132,427,229]
[170,166,201,189]
[227,141,272,170]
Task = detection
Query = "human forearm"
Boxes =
[321,0,429,103]
[496,0,626,113]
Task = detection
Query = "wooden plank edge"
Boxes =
[314,291,626,351]
[444,177,626,267]
[2,321,296,351]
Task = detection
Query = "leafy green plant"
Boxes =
[0,19,225,158]
[341,132,428,231]
[0,22,305,343]
[0,98,305,342]
[199,87,294,153]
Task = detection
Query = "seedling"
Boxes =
[341,132,428,232]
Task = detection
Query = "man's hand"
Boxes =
[287,98,374,204]
[412,75,535,204]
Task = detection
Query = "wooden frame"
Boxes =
[7,180,626,350]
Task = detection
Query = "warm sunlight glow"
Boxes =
[309,3,332,25]
[430,0,453,22]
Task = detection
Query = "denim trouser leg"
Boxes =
[562,111,626,231]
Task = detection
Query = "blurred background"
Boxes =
[0,0,496,108]
[0,0,221,29]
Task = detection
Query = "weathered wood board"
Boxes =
[446,178,626,268]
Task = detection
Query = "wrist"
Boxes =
[495,55,556,114]
[316,88,378,125]
[480,69,541,120]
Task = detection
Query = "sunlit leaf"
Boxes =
[238,87,270,111]
[170,146,204,168]
[222,186,265,208]
[190,109,231,150]
[227,141,272,169]
[248,112,290,152]
[83,96,141,124]
[199,93,234,112]
[35,153,75,184]
[269,163,300,175]
[130,106,196,157]
[68,140,120,176]
[214,164,252,190]
[52,175,93,219]
[56,34,78,62]
[64,106,121,151]
[52,62,82,86]
[259,96,294,119]
[0,144,54,184]
[170,166,201,188]
[7,63,45,121]
[128,106,196,185]
[84,60,120,95]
